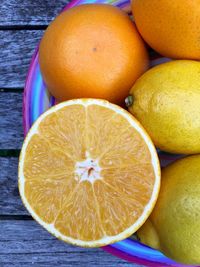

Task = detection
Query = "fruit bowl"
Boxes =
[23,1,196,266]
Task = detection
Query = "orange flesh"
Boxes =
[23,104,155,241]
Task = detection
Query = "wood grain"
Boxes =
[0,157,27,215]
[0,30,43,88]
[0,220,141,267]
[0,1,145,266]
[0,92,23,149]
[0,0,69,27]
[1,151,140,267]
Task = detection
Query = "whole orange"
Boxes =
[39,4,149,104]
[132,0,200,60]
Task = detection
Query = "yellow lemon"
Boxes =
[137,219,160,250]
[127,60,200,154]
[137,155,200,265]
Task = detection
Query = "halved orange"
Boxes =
[18,99,160,247]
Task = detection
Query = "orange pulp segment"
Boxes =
[19,99,160,247]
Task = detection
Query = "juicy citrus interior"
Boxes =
[19,99,160,247]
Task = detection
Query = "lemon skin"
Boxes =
[137,219,161,250]
[137,155,200,265]
[128,60,200,154]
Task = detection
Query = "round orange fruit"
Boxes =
[132,0,200,60]
[39,4,149,104]
[18,99,160,247]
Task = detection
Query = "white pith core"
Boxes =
[19,99,161,247]
[75,152,101,183]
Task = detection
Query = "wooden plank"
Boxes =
[0,92,23,149]
[0,0,69,27]
[0,30,43,88]
[0,220,142,266]
[0,152,142,263]
[0,157,27,215]
[0,157,139,235]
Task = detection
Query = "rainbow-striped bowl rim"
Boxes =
[23,1,198,266]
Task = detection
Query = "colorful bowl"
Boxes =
[23,1,197,266]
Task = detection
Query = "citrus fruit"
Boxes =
[137,219,160,250]
[39,4,149,105]
[137,155,200,265]
[132,0,200,60]
[127,60,200,154]
[18,99,160,247]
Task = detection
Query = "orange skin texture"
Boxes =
[39,4,149,104]
[132,0,200,60]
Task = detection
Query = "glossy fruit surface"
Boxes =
[39,4,149,104]
[132,0,200,59]
[137,155,200,265]
[128,60,200,154]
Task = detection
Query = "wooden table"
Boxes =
[0,1,144,266]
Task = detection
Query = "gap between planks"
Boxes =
[0,149,20,157]
[0,215,32,221]
[0,88,24,93]
[0,25,47,31]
